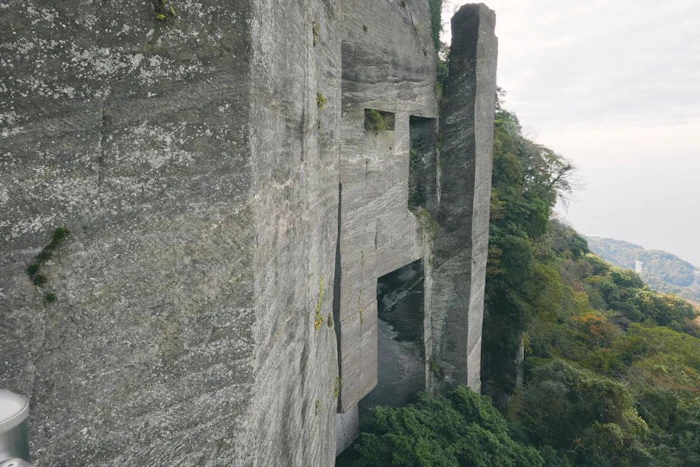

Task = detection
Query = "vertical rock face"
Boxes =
[1,1,258,465]
[0,0,496,465]
[430,3,498,393]
[1,0,340,465]
[333,0,436,417]
[242,1,342,466]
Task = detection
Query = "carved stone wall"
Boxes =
[334,0,437,415]
[0,1,496,465]
[1,1,341,465]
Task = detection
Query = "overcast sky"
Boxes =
[444,0,700,267]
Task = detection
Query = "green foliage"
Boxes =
[549,220,589,259]
[429,357,442,376]
[32,273,48,286]
[408,148,424,208]
[26,263,40,276]
[316,92,327,110]
[365,109,388,132]
[154,0,176,22]
[480,94,700,466]
[511,360,650,466]
[428,0,442,50]
[610,267,645,289]
[27,226,71,302]
[628,289,694,329]
[483,95,576,399]
[334,377,342,398]
[356,92,700,467]
[435,42,449,106]
[313,22,320,47]
[351,387,543,467]
[415,207,439,236]
[314,276,325,330]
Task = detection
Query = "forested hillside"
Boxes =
[346,92,700,466]
[587,236,700,303]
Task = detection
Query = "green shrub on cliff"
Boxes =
[482,89,576,402]
[351,387,543,467]
[510,359,651,466]
[428,0,442,50]
[483,93,700,465]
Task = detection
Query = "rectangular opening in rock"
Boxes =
[364,109,396,132]
[408,116,436,210]
[358,259,425,415]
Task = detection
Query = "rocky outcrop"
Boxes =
[429,3,498,394]
[0,1,497,465]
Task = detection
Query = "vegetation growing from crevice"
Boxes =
[154,0,176,22]
[364,109,391,133]
[408,148,423,208]
[435,43,449,106]
[316,92,327,110]
[313,21,320,46]
[27,226,71,302]
[334,377,342,398]
[314,276,325,330]
[414,207,439,236]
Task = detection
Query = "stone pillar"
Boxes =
[430,3,498,394]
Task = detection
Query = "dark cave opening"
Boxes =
[358,259,425,415]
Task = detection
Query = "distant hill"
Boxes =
[586,236,700,302]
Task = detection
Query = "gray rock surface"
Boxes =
[1,0,497,465]
[335,405,359,456]
[334,0,437,415]
[430,3,498,393]
[1,0,340,465]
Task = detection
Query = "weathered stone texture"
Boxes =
[430,3,498,393]
[1,0,339,465]
[1,0,497,464]
[335,404,359,456]
[334,0,437,414]
[240,0,341,465]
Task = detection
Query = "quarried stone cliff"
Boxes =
[0,1,496,465]
[1,1,340,465]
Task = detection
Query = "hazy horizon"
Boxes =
[444,0,700,267]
